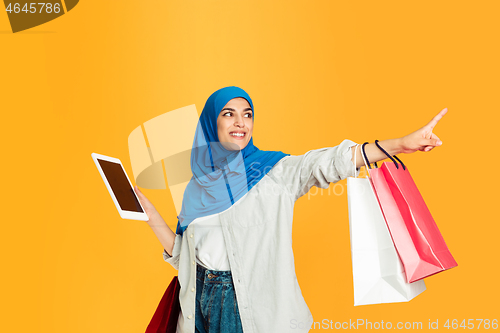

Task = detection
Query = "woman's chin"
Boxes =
[221,141,242,151]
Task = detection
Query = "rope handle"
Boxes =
[360,142,374,177]
[374,140,406,170]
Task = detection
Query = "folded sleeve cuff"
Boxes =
[162,234,182,270]
[335,139,361,179]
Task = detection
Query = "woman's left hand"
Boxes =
[399,108,448,154]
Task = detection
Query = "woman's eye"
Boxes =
[223,112,232,116]
[244,113,253,118]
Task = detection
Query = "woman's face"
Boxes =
[217,97,254,150]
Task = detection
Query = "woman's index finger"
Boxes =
[426,108,448,129]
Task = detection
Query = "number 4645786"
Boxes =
[444,319,498,329]
[6,3,61,14]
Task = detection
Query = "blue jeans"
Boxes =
[195,263,244,333]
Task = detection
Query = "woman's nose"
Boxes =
[234,115,245,127]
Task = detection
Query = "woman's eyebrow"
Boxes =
[220,107,253,113]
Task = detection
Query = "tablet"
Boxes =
[91,153,149,221]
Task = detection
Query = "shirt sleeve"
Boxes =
[273,139,361,201]
[162,234,182,270]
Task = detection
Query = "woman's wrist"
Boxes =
[146,210,164,227]
[390,137,405,155]
[396,136,411,154]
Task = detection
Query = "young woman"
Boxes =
[135,86,447,333]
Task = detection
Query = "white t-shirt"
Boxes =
[190,213,230,271]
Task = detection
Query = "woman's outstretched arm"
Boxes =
[134,185,176,256]
[351,108,447,168]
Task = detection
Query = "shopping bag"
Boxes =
[145,275,181,333]
[366,140,457,283]
[347,144,426,306]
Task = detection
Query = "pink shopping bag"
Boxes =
[362,141,457,283]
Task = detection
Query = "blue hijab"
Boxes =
[175,86,289,235]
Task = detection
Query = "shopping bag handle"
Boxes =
[352,143,359,176]
[374,140,406,170]
[360,142,378,169]
[360,142,373,173]
[354,143,372,177]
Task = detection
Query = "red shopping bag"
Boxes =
[145,275,181,333]
[362,141,457,283]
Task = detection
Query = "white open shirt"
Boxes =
[163,139,361,333]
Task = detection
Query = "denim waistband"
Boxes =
[196,263,233,283]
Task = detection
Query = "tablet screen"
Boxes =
[97,159,144,213]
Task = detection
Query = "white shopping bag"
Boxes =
[346,144,426,306]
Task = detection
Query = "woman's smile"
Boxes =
[229,131,247,139]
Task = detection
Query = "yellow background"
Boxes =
[1,1,498,331]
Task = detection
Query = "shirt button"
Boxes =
[187,315,192,319]
[190,234,193,238]
[191,287,195,292]
[192,260,195,265]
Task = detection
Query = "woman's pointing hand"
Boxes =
[400,108,448,154]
